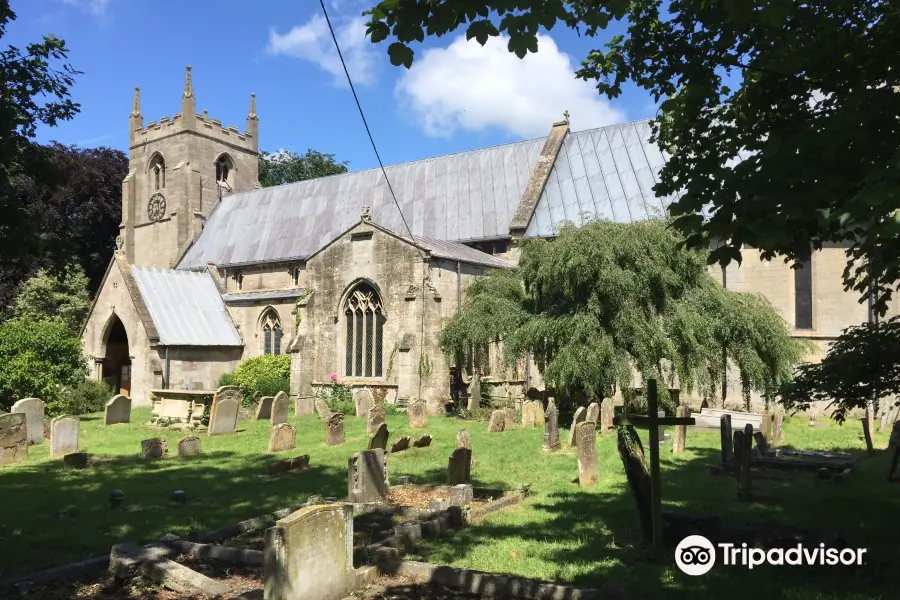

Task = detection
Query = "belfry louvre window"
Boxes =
[261,309,282,355]
[344,283,385,378]
[794,260,813,329]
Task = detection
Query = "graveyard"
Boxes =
[1,396,899,600]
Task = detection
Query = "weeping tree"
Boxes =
[440,219,811,409]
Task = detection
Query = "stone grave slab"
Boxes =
[390,436,410,453]
[315,398,333,421]
[586,402,600,424]
[208,391,240,436]
[12,397,45,444]
[355,388,374,418]
[448,447,472,485]
[141,437,168,459]
[488,410,505,433]
[413,434,432,448]
[408,400,428,428]
[104,395,131,426]
[542,400,561,451]
[568,406,587,446]
[600,398,615,432]
[295,397,315,417]
[348,449,389,502]
[575,420,599,487]
[456,428,471,450]
[503,407,516,430]
[50,416,79,457]
[367,405,385,435]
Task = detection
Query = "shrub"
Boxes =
[218,372,235,387]
[56,379,114,416]
[229,354,291,408]
[313,373,355,415]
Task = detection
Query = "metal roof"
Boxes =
[406,233,514,269]
[222,289,309,303]
[131,266,242,346]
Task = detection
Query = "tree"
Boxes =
[11,264,91,335]
[364,0,900,313]
[440,219,810,406]
[258,149,349,187]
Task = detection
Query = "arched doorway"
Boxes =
[101,315,132,397]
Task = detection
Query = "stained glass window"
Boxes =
[263,325,272,355]
[274,325,282,355]
[343,283,385,378]
[260,309,282,355]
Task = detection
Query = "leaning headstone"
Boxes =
[315,397,333,421]
[752,431,769,456]
[408,400,428,428]
[208,390,240,436]
[456,428,471,450]
[326,413,345,446]
[720,414,734,467]
[600,398,615,433]
[521,402,535,428]
[575,420,599,487]
[141,437,168,459]
[368,423,388,451]
[348,449,389,502]
[0,413,28,465]
[264,503,356,600]
[542,400,561,452]
[448,447,472,485]
[269,423,297,453]
[50,416,79,457]
[271,391,289,426]
[354,388,374,418]
[104,395,131,426]
[568,407,587,446]
[586,402,600,424]
[488,410,506,433]
[390,436,410,453]
[12,398,45,444]
[412,434,432,448]
[889,420,900,450]
[773,412,783,442]
[177,436,202,457]
[254,396,274,420]
[367,405,385,435]
[295,397,315,417]
[672,405,689,454]
[503,407,516,430]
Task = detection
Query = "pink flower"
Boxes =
[330,372,339,383]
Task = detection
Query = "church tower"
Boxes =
[119,66,260,268]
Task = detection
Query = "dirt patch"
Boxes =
[385,488,449,509]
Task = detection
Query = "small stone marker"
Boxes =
[104,395,131,426]
[271,391,289,426]
[412,434,432,448]
[568,407,587,446]
[408,400,428,428]
[488,410,505,433]
[672,405,689,454]
[503,407,516,430]
[367,405,385,435]
[315,397,333,421]
[348,449,389,502]
[254,396,274,420]
[450,483,474,506]
[141,437,168,459]
[295,397,314,417]
[269,423,297,453]
[586,402,600,424]
[542,399,561,452]
[326,413,345,446]
[448,447,472,485]
[456,428,471,450]
[773,412,783,441]
[64,452,89,469]
[0,413,27,466]
[534,401,546,427]
[369,423,389,451]
[50,415,79,457]
[355,388,374,418]
[264,503,356,600]
[521,402,535,428]
[390,436,410,453]
[720,414,734,467]
[208,386,241,436]
[752,431,769,456]
[600,398,615,433]
[575,421,599,487]
[12,398,45,444]
[177,436,202,457]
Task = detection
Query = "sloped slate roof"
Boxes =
[405,233,514,269]
[131,266,242,346]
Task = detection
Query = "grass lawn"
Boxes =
[1,408,897,599]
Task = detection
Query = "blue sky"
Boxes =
[8,0,656,171]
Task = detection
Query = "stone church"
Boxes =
[80,68,891,414]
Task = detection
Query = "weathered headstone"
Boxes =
[488,410,506,433]
[503,407,516,430]
[672,405,689,454]
[367,405,385,435]
[368,423,388,451]
[412,434,432,448]
[177,436,202,457]
[50,416,79,457]
[773,412,783,441]
[348,449,389,502]
[568,407,587,446]
[542,400,561,452]
[315,397,333,421]
[104,395,131,426]
[752,431,768,456]
[264,503,356,600]
[600,398,615,433]
[326,413,345,446]
[208,391,240,436]
[271,391,289,426]
[586,402,600,424]
[448,447,472,485]
[760,411,774,441]
[295,397,315,417]
[12,398,45,444]
[268,454,310,476]
[254,396,274,420]
[141,437,168,459]
[467,375,481,410]
[390,436,410,453]
[269,423,297,453]
[456,428,471,450]
[0,413,28,465]
[408,400,428,428]
[450,484,474,506]
[576,421,599,486]
[521,401,535,428]
[354,388,374,418]
[720,414,734,467]
[534,401,546,427]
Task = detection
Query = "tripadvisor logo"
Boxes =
[675,535,867,576]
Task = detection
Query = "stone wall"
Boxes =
[226,301,297,359]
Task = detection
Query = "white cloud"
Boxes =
[60,0,112,16]
[396,34,625,139]
[267,15,377,87]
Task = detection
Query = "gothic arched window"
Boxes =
[261,308,282,356]
[215,154,234,186]
[149,154,166,190]
[344,283,385,378]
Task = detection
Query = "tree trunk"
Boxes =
[616,424,653,542]
[863,402,875,456]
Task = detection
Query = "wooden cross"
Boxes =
[613,380,695,554]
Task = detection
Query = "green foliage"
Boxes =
[258,149,349,188]
[11,264,91,334]
[440,219,810,404]
[228,354,291,408]
[218,372,235,387]
[0,317,88,412]
[314,378,355,415]
[55,379,113,416]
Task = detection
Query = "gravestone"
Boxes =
[736,424,753,500]
[542,400,561,452]
[347,449,389,502]
[760,412,774,441]
[315,398,333,421]
[488,410,505,433]
[0,413,27,465]
[575,420,599,487]
[177,436,202,457]
[503,407,516,430]
[456,428,471,450]
[408,400,428,428]
[390,436,410,453]
[450,483,474,506]
[141,437,168,459]
[295,397,315,417]
[271,392,290,426]
[64,452,89,469]
[534,401,546,427]
[50,416,79,457]
[264,503,356,600]
[367,405,385,435]
[208,393,240,436]
[354,388,374,418]
[586,402,600,424]
[600,398,615,433]
[448,447,472,485]
[720,414,734,467]
[568,407,587,446]
[12,398,45,444]
[104,395,131,426]
[254,396,274,420]
[269,423,297,453]
[889,420,900,450]
[326,413,345,446]
[521,402,535,428]
[773,412,783,441]
[752,431,768,456]
[467,375,481,410]
[672,405,689,454]
[412,434,432,448]
[369,423,388,451]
